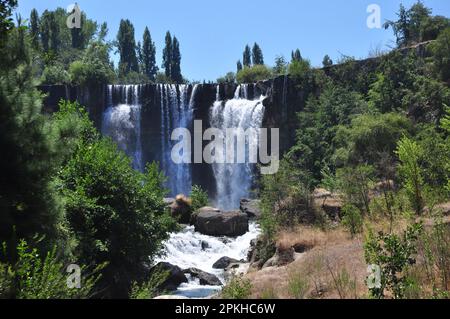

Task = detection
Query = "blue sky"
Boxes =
[17,0,450,82]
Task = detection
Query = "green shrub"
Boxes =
[130,270,170,299]
[236,65,272,84]
[364,223,423,299]
[0,240,101,299]
[396,136,426,215]
[41,63,71,85]
[288,272,309,299]
[190,185,209,211]
[221,275,252,299]
[341,204,363,238]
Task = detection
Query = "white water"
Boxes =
[102,85,143,171]
[210,84,265,210]
[156,222,260,298]
[158,84,196,196]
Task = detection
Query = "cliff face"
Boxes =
[38,76,307,158]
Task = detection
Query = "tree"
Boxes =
[252,42,264,65]
[384,1,435,47]
[322,54,333,67]
[97,22,108,42]
[0,23,63,254]
[236,64,271,84]
[0,0,17,44]
[117,19,139,78]
[29,9,40,49]
[162,31,172,79]
[243,45,251,67]
[291,49,302,62]
[395,136,425,215]
[431,27,450,82]
[273,55,287,76]
[171,36,182,83]
[141,27,157,81]
[236,60,242,73]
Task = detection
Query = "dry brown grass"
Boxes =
[247,226,368,299]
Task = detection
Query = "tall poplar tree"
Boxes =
[117,19,139,77]
[252,43,264,65]
[171,36,182,83]
[243,45,252,67]
[141,27,158,81]
[162,31,172,79]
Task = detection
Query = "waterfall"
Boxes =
[209,84,265,210]
[102,85,143,171]
[158,84,196,196]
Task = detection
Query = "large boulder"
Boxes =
[183,268,222,286]
[262,246,295,268]
[170,194,192,224]
[240,199,262,219]
[194,208,249,237]
[149,262,188,291]
[212,256,241,269]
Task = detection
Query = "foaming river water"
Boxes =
[155,222,260,298]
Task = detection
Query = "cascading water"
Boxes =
[209,84,265,210]
[156,222,260,298]
[158,84,196,196]
[102,85,143,171]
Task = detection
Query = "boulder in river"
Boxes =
[149,262,188,291]
[240,198,262,219]
[212,256,241,269]
[194,207,249,237]
[183,268,222,286]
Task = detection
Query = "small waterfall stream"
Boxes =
[102,85,143,171]
[209,84,266,210]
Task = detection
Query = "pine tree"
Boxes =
[141,27,158,81]
[171,36,182,83]
[29,8,40,49]
[322,54,333,67]
[117,19,139,77]
[243,45,252,67]
[291,49,302,62]
[252,43,264,65]
[162,31,172,79]
[237,60,243,73]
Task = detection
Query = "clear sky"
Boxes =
[16,0,450,82]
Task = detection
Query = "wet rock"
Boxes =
[212,257,241,269]
[183,268,222,286]
[149,262,188,291]
[201,240,210,251]
[194,208,249,237]
[240,199,262,219]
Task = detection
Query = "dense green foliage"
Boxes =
[0,3,176,298]
[190,185,209,211]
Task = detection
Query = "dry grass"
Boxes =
[247,226,368,299]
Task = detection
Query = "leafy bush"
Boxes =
[130,269,170,299]
[236,65,272,84]
[341,204,363,238]
[190,185,208,211]
[0,240,101,299]
[41,63,70,84]
[69,43,116,86]
[288,59,312,85]
[221,275,252,299]
[364,223,423,299]
[395,136,425,215]
[60,139,175,297]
